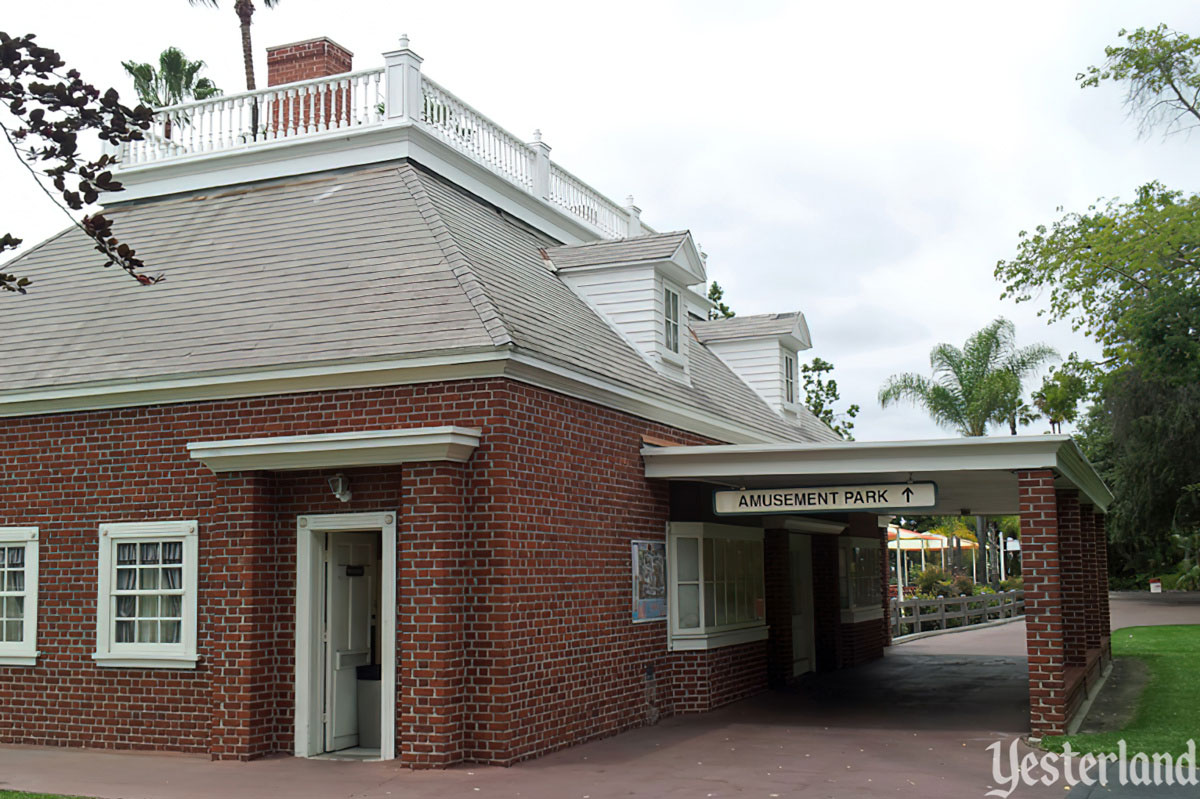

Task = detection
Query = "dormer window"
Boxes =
[784,352,797,404]
[546,231,706,381]
[664,286,681,354]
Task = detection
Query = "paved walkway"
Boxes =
[1,593,1196,799]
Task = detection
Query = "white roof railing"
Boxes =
[116,36,637,240]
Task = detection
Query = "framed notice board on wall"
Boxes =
[631,540,667,622]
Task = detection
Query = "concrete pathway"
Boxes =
[1,593,1195,799]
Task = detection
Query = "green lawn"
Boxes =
[1044,625,1200,758]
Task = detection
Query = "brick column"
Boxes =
[1056,490,1087,668]
[1094,513,1112,661]
[399,462,468,768]
[1079,508,1102,654]
[764,530,792,688]
[1019,469,1067,737]
[206,472,276,760]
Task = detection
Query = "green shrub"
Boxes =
[953,575,975,597]
[1000,576,1024,592]
[1177,565,1200,591]
[915,566,951,595]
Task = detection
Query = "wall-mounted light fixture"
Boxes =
[328,473,352,503]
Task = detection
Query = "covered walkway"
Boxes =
[643,434,1114,738]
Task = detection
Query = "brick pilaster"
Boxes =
[764,529,792,688]
[1079,508,1102,653]
[206,472,276,760]
[1094,513,1112,660]
[399,462,468,767]
[1056,490,1087,668]
[1019,469,1067,736]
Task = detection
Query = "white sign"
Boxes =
[714,482,937,515]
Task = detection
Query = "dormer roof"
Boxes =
[546,231,705,287]
[691,311,812,351]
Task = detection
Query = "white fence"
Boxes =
[891,590,1025,640]
[117,43,634,239]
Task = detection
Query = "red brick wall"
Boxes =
[0,377,761,766]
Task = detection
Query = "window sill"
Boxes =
[92,652,199,670]
[0,654,38,667]
[659,345,687,369]
[670,625,769,651]
[840,606,885,624]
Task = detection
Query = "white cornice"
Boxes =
[108,121,606,246]
[0,348,801,447]
[640,435,1114,512]
[188,425,481,472]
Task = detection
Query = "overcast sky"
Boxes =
[4,1,1200,440]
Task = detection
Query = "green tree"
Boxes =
[1078,25,1200,137]
[188,0,280,91]
[122,47,221,110]
[706,281,734,319]
[1033,367,1089,434]
[996,26,1200,575]
[878,318,1057,436]
[799,357,859,440]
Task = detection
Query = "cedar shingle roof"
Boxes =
[544,231,690,270]
[691,312,803,344]
[1,161,836,442]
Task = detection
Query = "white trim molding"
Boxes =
[93,521,199,670]
[0,527,39,667]
[188,426,482,473]
[295,511,397,761]
[642,435,1114,514]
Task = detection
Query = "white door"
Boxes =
[324,532,375,752]
[790,533,815,676]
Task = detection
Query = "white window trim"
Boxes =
[839,535,885,624]
[783,349,797,405]
[93,521,199,669]
[667,522,768,650]
[660,283,684,365]
[0,527,39,667]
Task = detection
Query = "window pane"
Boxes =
[138,595,160,618]
[703,582,715,628]
[6,547,23,568]
[715,583,728,626]
[140,543,160,565]
[117,543,137,565]
[676,537,699,583]
[162,542,183,564]
[116,569,137,590]
[0,547,5,566]
[137,621,159,644]
[676,584,700,629]
[139,569,159,590]
[162,568,183,590]
[702,538,714,581]
[7,570,23,592]
[115,620,135,643]
[163,595,182,618]
[4,620,19,642]
[116,596,136,618]
[160,621,181,644]
[4,597,22,619]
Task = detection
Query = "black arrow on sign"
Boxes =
[902,486,914,502]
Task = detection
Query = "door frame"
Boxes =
[789,533,816,677]
[295,511,396,760]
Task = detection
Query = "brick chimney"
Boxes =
[266,37,353,86]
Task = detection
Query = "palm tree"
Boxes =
[122,47,221,110]
[879,318,1057,581]
[188,0,281,91]
[878,318,1057,437]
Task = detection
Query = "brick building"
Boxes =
[0,36,1111,767]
